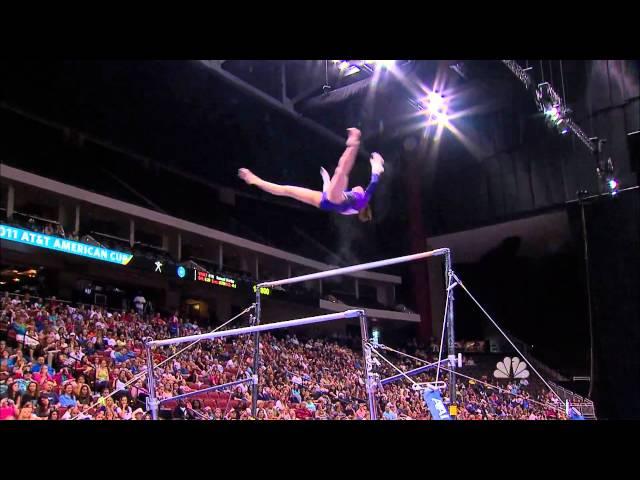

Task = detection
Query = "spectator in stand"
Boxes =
[17,402,38,420]
[0,398,19,420]
[168,312,180,337]
[115,396,132,420]
[0,291,567,421]
[21,381,39,408]
[133,292,146,317]
[36,396,53,418]
[58,382,77,408]
[7,382,22,407]
[77,384,92,406]
[95,359,110,392]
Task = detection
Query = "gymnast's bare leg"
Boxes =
[238,128,361,208]
[237,169,323,207]
[324,128,361,203]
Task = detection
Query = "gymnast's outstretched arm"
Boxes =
[363,152,385,202]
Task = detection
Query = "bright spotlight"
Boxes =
[337,61,350,71]
[608,179,618,191]
[366,60,395,69]
[376,60,395,68]
[419,91,449,124]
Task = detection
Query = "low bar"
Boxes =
[158,377,253,404]
[258,249,450,288]
[380,360,449,386]
[147,309,364,348]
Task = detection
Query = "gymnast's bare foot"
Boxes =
[346,127,361,147]
[238,168,259,185]
[370,152,385,175]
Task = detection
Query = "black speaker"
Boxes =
[628,130,640,174]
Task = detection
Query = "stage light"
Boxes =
[338,61,350,71]
[419,91,449,124]
[374,60,395,68]
[608,179,619,192]
[536,82,574,136]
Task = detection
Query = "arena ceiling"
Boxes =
[0,59,637,241]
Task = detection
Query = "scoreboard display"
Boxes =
[130,254,280,296]
[194,270,237,289]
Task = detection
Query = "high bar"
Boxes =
[147,309,364,347]
[258,248,450,288]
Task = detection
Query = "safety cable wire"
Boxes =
[451,273,564,404]
[376,343,565,414]
[369,346,418,386]
[560,60,567,106]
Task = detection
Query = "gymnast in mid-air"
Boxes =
[238,128,384,222]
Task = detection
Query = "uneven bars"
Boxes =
[147,309,364,347]
[257,248,450,288]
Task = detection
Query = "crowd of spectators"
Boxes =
[0,291,567,420]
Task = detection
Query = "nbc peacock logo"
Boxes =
[493,357,530,379]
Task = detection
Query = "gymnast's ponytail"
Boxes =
[358,204,373,223]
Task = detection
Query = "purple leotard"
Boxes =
[319,174,379,215]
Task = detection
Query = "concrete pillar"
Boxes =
[406,143,433,341]
[57,204,67,230]
[7,184,15,219]
[218,243,224,270]
[129,219,135,247]
[74,205,80,234]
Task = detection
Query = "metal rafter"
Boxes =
[197,60,371,158]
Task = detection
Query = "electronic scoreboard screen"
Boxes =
[194,270,237,289]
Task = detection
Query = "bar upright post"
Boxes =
[359,313,377,420]
[145,341,158,420]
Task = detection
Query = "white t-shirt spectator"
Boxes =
[133,295,146,312]
[116,406,132,420]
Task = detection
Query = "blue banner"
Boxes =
[423,389,452,420]
[566,401,585,420]
[0,224,133,266]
